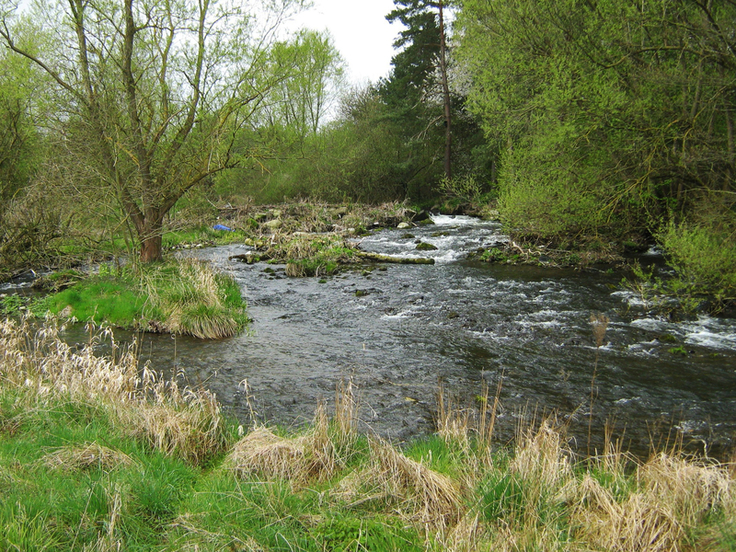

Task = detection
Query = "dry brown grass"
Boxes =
[639,452,734,528]
[226,426,309,482]
[338,438,465,533]
[436,380,473,452]
[510,419,572,489]
[0,317,229,465]
[40,442,134,472]
[226,381,358,486]
[572,474,685,552]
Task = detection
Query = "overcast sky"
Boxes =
[294,0,399,85]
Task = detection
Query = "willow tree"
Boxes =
[0,0,305,262]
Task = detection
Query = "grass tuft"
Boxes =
[40,442,134,472]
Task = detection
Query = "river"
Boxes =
[12,215,736,457]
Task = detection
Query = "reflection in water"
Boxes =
[51,217,736,458]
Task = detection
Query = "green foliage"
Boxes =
[659,223,736,303]
[261,30,345,139]
[457,0,736,243]
[438,174,485,204]
[622,217,736,313]
[0,293,25,316]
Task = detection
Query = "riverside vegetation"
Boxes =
[0,317,734,551]
[1,259,248,339]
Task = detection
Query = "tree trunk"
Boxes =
[138,216,164,263]
[438,0,452,180]
[140,231,163,263]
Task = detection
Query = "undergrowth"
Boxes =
[0,318,733,551]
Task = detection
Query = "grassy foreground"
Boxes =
[0,319,734,551]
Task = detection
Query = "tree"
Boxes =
[0,49,40,216]
[380,0,493,203]
[261,30,345,140]
[0,0,305,262]
[456,0,736,240]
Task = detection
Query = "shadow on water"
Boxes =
[43,216,736,458]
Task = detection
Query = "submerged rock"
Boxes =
[416,242,438,251]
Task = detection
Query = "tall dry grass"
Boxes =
[0,316,229,465]
[225,378,359,486]
[435,394,736,552]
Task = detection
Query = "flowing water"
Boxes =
[10,216,736,457]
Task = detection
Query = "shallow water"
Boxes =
[18,216,736,457]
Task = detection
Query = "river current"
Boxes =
[21,216,736,457]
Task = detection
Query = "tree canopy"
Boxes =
[457,0,736,240]
[0,0,307,262]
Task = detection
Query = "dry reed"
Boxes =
[588,312,610,456]
[226,380,358,485]
[572,474,685,552]
[511,418,572,489]
[436,380,472,452]
[0,317,229,465]
[354,438,464,532]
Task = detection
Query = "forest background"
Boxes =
[0,0,734,303]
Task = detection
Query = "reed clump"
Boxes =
[0,317,229,465]
[142,258,249,339]
[225,381,358,486]
[40,442,134,472]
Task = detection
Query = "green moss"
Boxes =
[415,241,438,251]
[45,278,146,325]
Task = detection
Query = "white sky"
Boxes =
[293,0,399,85]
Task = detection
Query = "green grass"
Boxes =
[44,279,147,325]
[33,259,248,338]
[163,225,247,249]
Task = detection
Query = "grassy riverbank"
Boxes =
[1,318,734,551]
[2,259,248,339]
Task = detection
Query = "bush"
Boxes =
[659,222,736,302]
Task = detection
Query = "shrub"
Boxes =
[659,222,736,302]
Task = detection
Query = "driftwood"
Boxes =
[355,250,435,265]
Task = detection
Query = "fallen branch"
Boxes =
[355,250,435,265]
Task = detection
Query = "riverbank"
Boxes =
[1,318,733,551]
[1,259,248,339]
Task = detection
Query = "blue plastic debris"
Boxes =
[213,224,234,232]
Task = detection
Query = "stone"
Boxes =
[397,222,412,229]
[264,219,282,230]
[411,209,431,222]
[415,242,438,251]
